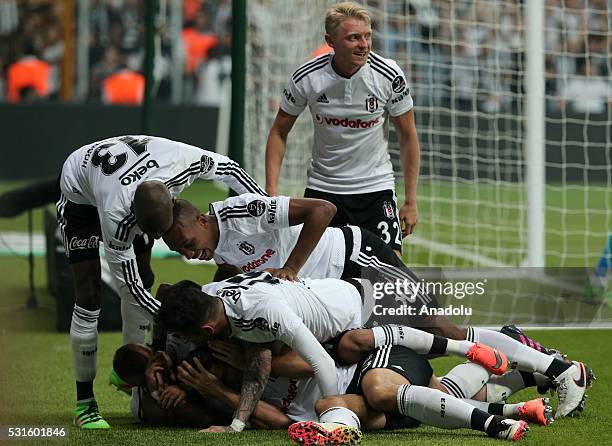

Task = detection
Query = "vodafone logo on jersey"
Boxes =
[314,114,380,129]
[241,248,276,272]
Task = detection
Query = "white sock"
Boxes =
[318,406,361,430]
[396,384,480,430]
[469,327,554,374]
[71,305,99,382]
[121,299,151,345]
[440,362,490,399]
[372,325,472,356]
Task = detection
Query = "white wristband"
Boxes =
[230,418,245,432]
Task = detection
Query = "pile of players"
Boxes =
[56,3,595,444]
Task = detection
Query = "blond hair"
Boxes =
[325,2,371,36]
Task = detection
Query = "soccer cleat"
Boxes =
[518,398,554,426]
[288,421,362,445]
[74,399,110,429]
[108,369,132,395]
[487,417,529,442]
[553,361,595,418]
[466,343,508,376]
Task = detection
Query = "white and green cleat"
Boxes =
[74,400,110,429]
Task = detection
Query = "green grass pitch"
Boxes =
[0,180,611,445]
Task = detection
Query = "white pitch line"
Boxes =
[406,235,511,267]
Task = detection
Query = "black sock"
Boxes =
[429,336,448,355]
[488,403,505,416]
[519,371,537,387]
[76,381,94,401]
[470,408,492,432]
[544,358,571,379]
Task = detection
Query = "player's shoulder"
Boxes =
[213,193,270,221]
[366,51,405,85]
[290,53,333,84]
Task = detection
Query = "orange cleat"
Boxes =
[518,397,554,426]
[466,343,508,375]
[288,421,362,445]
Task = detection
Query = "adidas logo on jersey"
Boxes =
[316,93,329,103]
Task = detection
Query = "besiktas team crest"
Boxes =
[365,95,378,113]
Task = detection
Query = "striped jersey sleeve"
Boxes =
[367,52,413,117]
[280,54,331,116]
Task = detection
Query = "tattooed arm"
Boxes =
[200,343,272,433]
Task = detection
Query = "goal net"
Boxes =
[243,0,611,322]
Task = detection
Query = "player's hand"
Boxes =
[177,357,219,395]
[265,266,298,281]
[208,340,246,371]
[199,425,238,433]
[145,351,174,392]
[158,385,187,409]
[399,201,418,237]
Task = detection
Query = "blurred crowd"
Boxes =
[0,0,232,105]
[0,0,610,113]
[371,0,611,113]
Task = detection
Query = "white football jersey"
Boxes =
[262,364,357,422]
[211,194,345,278]
[201,272,362,345]
[59,135,265,315]
[280,51,413,194]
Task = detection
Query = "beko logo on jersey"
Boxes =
[241,249,276,272]
[391,88,410,104]
[267,199,278,224]
[119,159,160,186]
[314,114,380,129]
[68,236,100,251]
[283,88,296,103]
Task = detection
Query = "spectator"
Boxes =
[6,41,51,103]
[558,57,612,113]
[101,55,145,105]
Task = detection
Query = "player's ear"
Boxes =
[197,213,207,227]
[324,33,334,48]
[198,322,214,335]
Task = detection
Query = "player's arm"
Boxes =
[391,109,420,237]
[178,356,291,430]
[198,150,267,196]
[265,109,299,196]
[266,197,336,280]
[226,344,272,431]
[288,324,337,396]
[272,348,314,379]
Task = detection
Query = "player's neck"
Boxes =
[331,56,362,78]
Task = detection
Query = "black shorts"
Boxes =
[340,226,439,327]
[56,192,153,264]
[347,345,433,430]
[304,188,402,252]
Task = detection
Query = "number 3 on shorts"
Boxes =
[377,221,402,246]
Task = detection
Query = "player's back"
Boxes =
[203,273,363,343]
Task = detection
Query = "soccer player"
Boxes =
[265,2,420,255]
[162,194,594,419]
[155,275,507,433]
[177,340,547,443]
[56,135,265,428]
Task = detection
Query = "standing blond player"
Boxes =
[265,2,420,255]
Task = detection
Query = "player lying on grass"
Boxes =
[113,337,548,443]
[163,194,594,418]
[155,275,510,432]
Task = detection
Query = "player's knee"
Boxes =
[315,396,346,416]
[362,382,396,412]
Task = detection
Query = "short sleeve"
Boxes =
[279,76,308,116]
[384,62,414,117]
